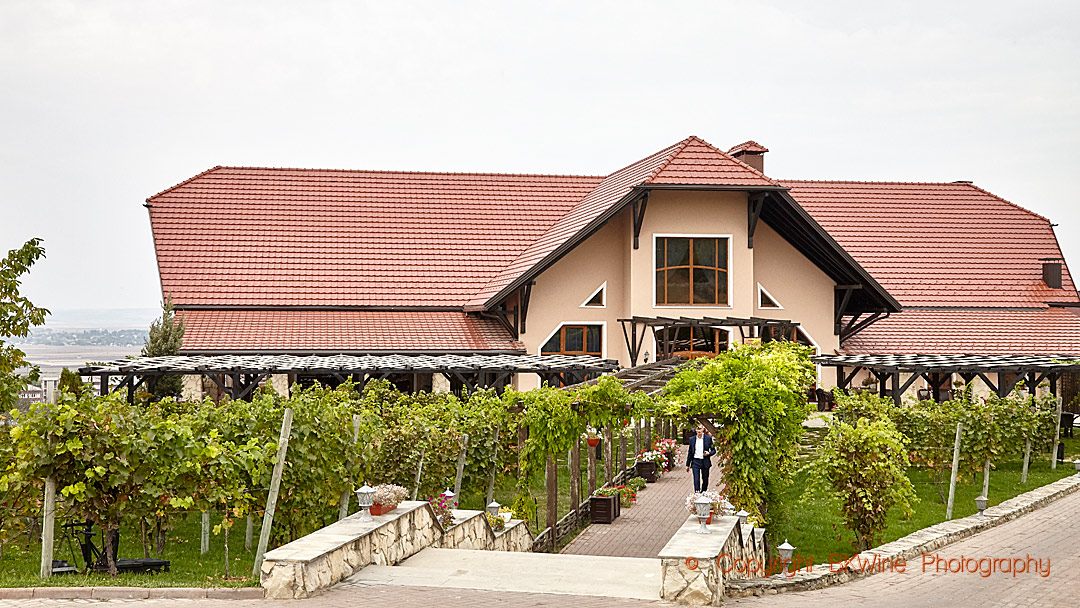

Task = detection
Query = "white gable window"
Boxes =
[758,284,783,309]
[580,282,606,308]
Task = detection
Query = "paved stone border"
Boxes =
[0,586,264,600]
[725,472,1080,598]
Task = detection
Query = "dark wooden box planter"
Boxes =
[636,461,659,482]
[589,495,618,524]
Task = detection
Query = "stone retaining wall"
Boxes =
[658,515,769,605]
[726,473,1080,598]
[260,502,532,599]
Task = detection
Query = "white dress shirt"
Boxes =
[694,436,705,459]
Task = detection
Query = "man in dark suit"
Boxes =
[685,424,716,492]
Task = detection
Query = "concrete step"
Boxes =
[344,547,660,600]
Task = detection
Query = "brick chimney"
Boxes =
[728,141,769,173]
[1041,257,1063,289]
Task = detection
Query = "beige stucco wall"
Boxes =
[753,222,839,386]
[517,211,631,390]
[629,190,754,319]
[518,189,846,390]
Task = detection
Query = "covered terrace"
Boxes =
[816,353,1080,406]
[79,353,619,402]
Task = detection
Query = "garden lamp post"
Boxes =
[777,540,795,562]
[442,488,456,508]
[736,509,749,525]
[974,495,988,517]
[694,496,712,534]
[355,483,375,522]
[487,501,501,517]
[1073,459,1080,472]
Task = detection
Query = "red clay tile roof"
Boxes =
[468,136,779,307]
[839,308,1080,355]
[785,181,1078,308]
[149,168,601,307]
[728,141,769,154]
[177,309,523,353]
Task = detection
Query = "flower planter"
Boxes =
[665,452,676,471]
[369,502,398,516]
[635,460,659,482]
[589,495,618,524]
[587,437,600,447]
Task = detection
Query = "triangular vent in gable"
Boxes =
[758,284,782,309]
[581,282,606,308]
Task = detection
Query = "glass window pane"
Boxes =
[717,238,728,271]
[564,326,585,352]
[693,238,716,268]
[717,272,728,305]
[541,334,560,353]
[655,238,665,268]
[693,268,717,304]
[586,326,601,353]
[666,268,690,303]
[667,238,690,266]
[655,270,666,304]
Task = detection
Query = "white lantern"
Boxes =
[736,509,749,525]
[354,483,375,522]
[777,539,795,562]
[442,487,457,509]
[974,494,988,517]
[487,501,501,517]
[1073,459,1080,472]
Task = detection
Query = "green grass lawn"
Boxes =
[769,434,1080,565]
[0,511,260,588]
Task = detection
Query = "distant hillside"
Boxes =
[17,327,148,347]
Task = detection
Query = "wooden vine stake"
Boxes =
[569,437,581,509]
[945,422,963,520]
[39,477,56,578]
[245,514,254,551]
[411,446,426,501]
[485,426,500,507]
[604,426,614,485]
[587,438,597,497]
[1021,438,1031,484]
[1051,396,1063,470]
[452,433,470,507]
[545,455,557,551]
[339,414,363,520]
[252,407,294,577]
[201,511,210,554]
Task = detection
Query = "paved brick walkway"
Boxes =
[561,446,701,558]
[727,482,1080,607]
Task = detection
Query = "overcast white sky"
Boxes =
[2,0,1078,319]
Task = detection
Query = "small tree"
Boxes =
[58,367,90,399]
[810,416,917,551]
[142,298,185,400]
[0,238,50,411]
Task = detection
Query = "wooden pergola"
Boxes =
[816,353,1080,406]
[618,315,800,366]
[79,353,619,402]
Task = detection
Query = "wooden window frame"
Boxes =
[653,234,732,307]
[539,323,604,357]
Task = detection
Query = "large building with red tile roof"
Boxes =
[145,136,1080,396]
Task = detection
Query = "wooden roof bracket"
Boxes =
[833,284,861,335]
[632,192,649,249]
[747,192,767,248]
[839,310,889,345]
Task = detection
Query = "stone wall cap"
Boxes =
[657,516,738,559]
[264,501,428,562]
